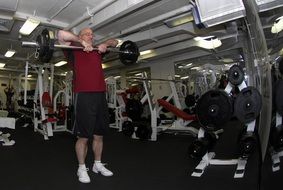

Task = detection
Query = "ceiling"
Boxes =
[0,0,283,79]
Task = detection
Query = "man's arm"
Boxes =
[102,39,118,48]
[57,30,81,46]
[57,30,93,52]
[97,39,118,53]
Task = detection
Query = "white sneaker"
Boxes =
[92,163,113,176]
[77,168,91,183]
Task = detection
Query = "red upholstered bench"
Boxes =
[157,99,196,121]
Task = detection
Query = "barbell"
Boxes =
[21,28,140,65]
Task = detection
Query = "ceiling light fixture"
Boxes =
[271,16,283,34]
[140,50,152,56]
[219,58,234,63]
[4,49,16,57]
[0,63,6,68]
[54,61,67,67]
[19,17,41,35]
[194,36,222,49]
[164,13,194,28]
[180,76,189,80]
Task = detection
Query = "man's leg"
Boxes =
[92,135,113,176]
[93,135,103,161]
[76,137,91,183]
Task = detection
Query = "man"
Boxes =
[57,28,118,183]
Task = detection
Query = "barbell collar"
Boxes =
[22,41,39,48]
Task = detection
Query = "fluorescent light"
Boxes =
[0,63,6,68]
[183,63,193,69]
[54,61,67,67]
[116,39,123,47]
[4,50,16,57]
[19,17,41,35]
[164,13,194,28]
[194,36,215,41]
[271,16,283,34]
[102,64,108,69]
[60,72,67,76]
[114,76,121,79]
[185,63,193,67]
[219,58,234,63]
[180,76,189,80]
[191,66,201,70]
[175,75,181,78]
[134,73,143,76]
[194,36,222,49]
[140,50,152,56]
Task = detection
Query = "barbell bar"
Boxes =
[21,28,140,65]
[127,77,181,82]
[21,41,135,54]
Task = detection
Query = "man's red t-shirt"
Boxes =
[65,48,106,93]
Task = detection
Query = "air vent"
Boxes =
[0,0,18,31]
[0,18,14,32]
[193,0,246,28]
[256,0,283,12]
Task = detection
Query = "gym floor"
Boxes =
[0,120,282,190]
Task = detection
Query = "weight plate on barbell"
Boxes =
[228,65,245,86]
[39,29,54,63]
[275,80,283,115]
[234,86,262,124]
[196,90,233,131]
[278,56,283,75]
[36,32,47,60]
[119,40,140,65]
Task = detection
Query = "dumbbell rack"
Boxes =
[191,80,257,178]
[191,121,255,178]
[270,113,283,172]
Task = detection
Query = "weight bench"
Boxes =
[157,99,198,135]
[157,99,196,121]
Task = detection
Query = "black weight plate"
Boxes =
[185,94,196,107]
[43,37,54,63]
[275,80,283,115]
[40,29,54,63]
[125,99,143,121]
[196,90,233,131]
[36,34,47,59]
[270,124,283,150]
[135,122,152,140]
[278,56,283,75]
[188,138,209,158]
[234,86,262,123]
[228,65,245,86]
[119,40,140,65]
[122,121,135,137]
[238,131,257,157]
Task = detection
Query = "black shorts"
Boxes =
[73,92,110,138]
